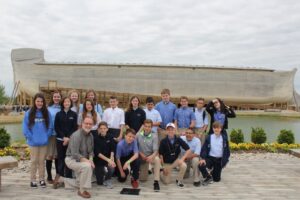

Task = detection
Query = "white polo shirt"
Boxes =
[102,107,125,129]
[209,134,223,158]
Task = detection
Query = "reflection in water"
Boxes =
[1,116,300,143]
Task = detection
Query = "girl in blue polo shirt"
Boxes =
[206,98,236,137]
[46,90,61,184]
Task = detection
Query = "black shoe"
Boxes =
[176,180,184,188]
[193,181,201,187]
[154,181,160,192]
[30,182,38,189]
[148,170,153,175]
[202,176,213,186]
[40,180,46,188]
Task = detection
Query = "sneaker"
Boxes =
[131,178,139,189]
[176,180,184,188]
[103,180,113,189]
[153,181,160,192]
[39,180,46,188]
[193,181,201,187]
[202,176,213,186]
[30,182,38,189]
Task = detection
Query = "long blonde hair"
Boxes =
[68,89,80,112]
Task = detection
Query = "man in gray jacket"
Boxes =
[65,116,94,198]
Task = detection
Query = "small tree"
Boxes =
[0,84,9,104]
[0,127,11,148]
[230,129,244,144]
[277,129,295,144]
[251,127,267,144]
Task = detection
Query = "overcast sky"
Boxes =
[1,0,300,95]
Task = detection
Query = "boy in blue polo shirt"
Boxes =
[116,128,140,188]
[174,96,196,136]
[199,121,230,185]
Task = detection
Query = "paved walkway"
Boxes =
[0,153,300,200]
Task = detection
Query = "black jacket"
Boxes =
[159,135,190,164]
[55,110,78,140]
[200,133,230,168]
[93,131,115,166]
[125,108,146,133]
[206,100,236,134]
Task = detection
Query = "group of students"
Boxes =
[22,88,236,199]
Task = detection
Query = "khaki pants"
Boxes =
[65,157,93,193]
[139,156,161,182]
[194,128,207,145]
[184,157,200,182]
[160,159,187,184]
[30,146,48,182]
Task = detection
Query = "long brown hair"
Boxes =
[82,99,97,125]
[29,93,49,129]
[126,96,140,112]
[85,89,98,104]
[48,90,62,107]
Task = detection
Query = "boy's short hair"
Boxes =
[212,121,223,129]
[110,96,117,100]
[144,119,153,125]
[98,121,108,128]
[125,128,136,135]
[161,88,170,95]
[146,96,154,104]
[197,97,205,102]
[180,96,188,101]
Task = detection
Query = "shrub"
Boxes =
[277,129,295,144]
[251,127,267,144]
[0,127,11,148]
[230,129,244,144]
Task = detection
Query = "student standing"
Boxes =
[79,89,103,118]
[136,119,161,191]
[54,97,78,188]
[180,129,201,187]
[206,98,236,137]
[68,90,80,113]
[174,96,196,136]
[93,122,116,189]
[125,96,146,133]
[194,98,209,143]
[102,96,125,142]
[78,99,101,131]
[155,89,177,140]
[199,121,230,185]
[144,97,162,133]
[46,90,61,184]
[115,129,140,188]
[23,93,53,188]
[65,116,95,198]
[159,123,191,188]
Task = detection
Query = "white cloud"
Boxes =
[0,0,300,95]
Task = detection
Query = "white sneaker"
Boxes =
[103,180,113,189]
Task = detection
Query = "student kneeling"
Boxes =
[93,121,116,189]
[116,128,140,188]
[198,121,230,185]
[136,119,161,191]
[159,123,191,188]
